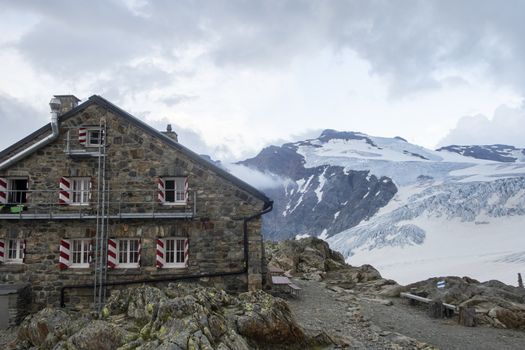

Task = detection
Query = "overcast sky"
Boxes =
[1,0,524,161]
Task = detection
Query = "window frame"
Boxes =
[7,177,29,204]
[71,239,91,268]
[70,177,91,206]
[116,238,140,268]
[164,237,186,268]
[162,177,187,206]
[6,239,23,264]
[86,128,104,147]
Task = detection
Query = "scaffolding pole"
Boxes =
[93,119,108,313]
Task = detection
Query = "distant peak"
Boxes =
[318,129,377,147]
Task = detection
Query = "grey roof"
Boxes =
[0,95,271,205]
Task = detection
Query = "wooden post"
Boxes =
[458,306,476,327]
[518,273,524,289]
[427,300,444,318]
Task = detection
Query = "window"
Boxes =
[87,129,104,147]
[7,239,24,263]
[165,238,186,267]
[156,237,188,268]
[71,239,90,267]
[71,178,90,204]
[158,177,187,204]
[60,177,90,205]
[117,239,140,267]
[0,178,28,205]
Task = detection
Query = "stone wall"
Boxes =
[0,103,268,310]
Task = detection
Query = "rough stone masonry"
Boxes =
[0,95,271,311]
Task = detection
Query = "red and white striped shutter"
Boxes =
[22,240,26,263]
[184,238,189,267]
[157,178,166,203]
[78,128,87,146]
[0,178,7,204]
[107,238,117,269]
[88,239,95,264]
[0,239,5,263]
[156,238,165,268]
[59,177,72,205]
[184,177,189,202]
[59,239,71,269]
[138,239,142,266]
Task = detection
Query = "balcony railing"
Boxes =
[0,189,196,220]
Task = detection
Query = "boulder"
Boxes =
[17,307,90,349]
[67,320,127,350]
[235,290,308,349]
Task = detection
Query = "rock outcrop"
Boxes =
[407,276,525,329]
[7,283,329,350]
[265,237,397,294]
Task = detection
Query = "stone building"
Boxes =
[0,95,272,311]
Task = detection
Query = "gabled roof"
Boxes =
[0,95,271,205]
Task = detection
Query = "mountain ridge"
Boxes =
[241,129,525,284]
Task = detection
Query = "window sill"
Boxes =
[161,202,187,206]
[115,264,140,269]
[163,264,187,269]
[70,264,90,269]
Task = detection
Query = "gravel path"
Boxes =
[287,280,434,349]
[287,279,525,350]
[361,296,525,350]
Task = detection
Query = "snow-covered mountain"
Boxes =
[241,129,525,285]
[436,144,525,163]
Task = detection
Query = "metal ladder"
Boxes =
[93,119,109,313]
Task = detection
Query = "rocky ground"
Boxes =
[267,237,525,349]
[1,237,525,349]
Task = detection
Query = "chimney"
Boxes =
[53,95,80,115]
[162,124,178,142]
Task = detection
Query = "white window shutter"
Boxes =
[59,239,72,269]
[79,128,87,146]
[107,238,117,269]
[0,239,5,263]
[157,178,166,203]
[0,178,7,204]
[156,238,165,268]
[59,177,72,205]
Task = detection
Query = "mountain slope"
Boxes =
[242,129,525,284]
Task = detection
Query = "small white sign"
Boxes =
[437,280,446,289]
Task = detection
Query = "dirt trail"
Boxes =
[287,279,525,350]
[361,296,525,350]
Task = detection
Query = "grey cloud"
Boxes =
[4,0,525,96]
[0,94,48,150]
[162,94,198,107]
[147,118,215,156]
[437,101,525,148]
[91,63,173,101]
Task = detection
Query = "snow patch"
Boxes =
[318,229,328,240]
